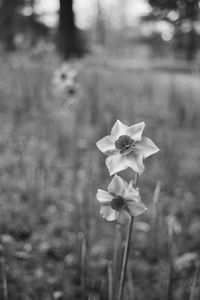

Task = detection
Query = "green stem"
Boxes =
[117,216,134,300]
[167,232,173,300]
[189,261,200,300]
[80,233,87,300]
[1,257,8,300]
[108,260,113,300]
[117,173,138,300]
[134,173,139,187]
[113,224,122,299]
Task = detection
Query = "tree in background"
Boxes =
[147,0,200,60]
[0,0,49,51]
[96,0,106,46]
[58,0,86,59]
[0,0,21,50]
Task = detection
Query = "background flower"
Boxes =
[96,175,147,223]
[53,63,78,96]
[96,120,159,175]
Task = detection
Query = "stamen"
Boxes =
[115,135,135,154]
[61,73,66,80]
[111,195,125,211]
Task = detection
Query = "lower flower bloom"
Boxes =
[96,175,147,223]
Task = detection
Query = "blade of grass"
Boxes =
[127,264,135,300]
[108,261,113,300]
[152,180,162,221]
[152,180,162,260]
[189,261,200,300]
[1,257,8,300]
[166,224,174,300]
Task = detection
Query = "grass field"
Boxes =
[0,52,199,300]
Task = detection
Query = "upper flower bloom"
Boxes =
[96,175,147,223]
[96,120,159,175]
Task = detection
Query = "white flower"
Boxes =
[96,120,159,175]
[53,63,78,96]
[96,175,147,223]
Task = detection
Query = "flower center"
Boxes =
[111,195,125,211]
[61,73,67,80]
[68,86,75,95]
[115,135,136,154]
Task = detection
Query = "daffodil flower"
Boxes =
[53,64,78,96]
[96,120,159,175]
[96,175,147,223]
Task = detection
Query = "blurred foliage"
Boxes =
[0,50,200,299]
[0,0,87,58]
[146,0,200,60]
[0,0,49,51]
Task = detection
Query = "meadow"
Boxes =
[0,51,199,300]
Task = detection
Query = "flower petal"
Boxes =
[117,210,130,224]
[96,135,115,154]
[126,122,145,141]
[127,201,147,217]
[106,154,128,175]
[128,180,138,191]
[96,189,113,204]
[100,206,117,221]
[135,137,159,159]
[126,151,145,175]
[111,120,128,139]
[123,186,140,202]
[108,175,127,196]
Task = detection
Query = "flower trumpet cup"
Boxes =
[96,120,159,175]
[96,175,147,223]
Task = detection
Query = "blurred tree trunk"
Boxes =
[186,26,196,61]
[96,0,105,46]
[0,0,18,51]
[58,0,85,59]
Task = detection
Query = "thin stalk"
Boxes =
[189,261,200,300]
[167,229,174,300]
[113,224,122,299]
[152,180,162,259]
[117,173,138,300]
[108,261,113,300]
[79,233,87,300]
[134,173,139,187]
[1,257,8,300]
[127,264,135,300]
[117,216,134,300]
[152,180,162,221]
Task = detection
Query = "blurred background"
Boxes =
[0,0,200,299]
